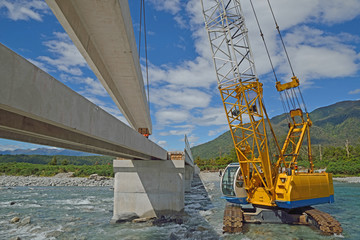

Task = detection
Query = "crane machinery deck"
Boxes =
[201,0,342,235]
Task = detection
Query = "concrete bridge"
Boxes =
[0,0,196,222]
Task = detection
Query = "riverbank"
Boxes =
[0,172,359,188]
[0,174,113,187]
[333,176,360,183]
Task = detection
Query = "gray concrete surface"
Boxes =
[45,0,152,133]
[0,43,166,160]
[185,164,194,192]
[111,159,185,221]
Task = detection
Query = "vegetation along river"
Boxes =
[0,172,359,240]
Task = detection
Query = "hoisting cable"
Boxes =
[249,0,291,123]
[249,0,278,83]
[138,0,150,107]
[265,0,295,77]
[138,0,143,58]
[266,0,308,114]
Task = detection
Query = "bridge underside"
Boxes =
[0,43,166,160]
[46,0,152,133]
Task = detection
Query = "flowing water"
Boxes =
[0,174,359,240]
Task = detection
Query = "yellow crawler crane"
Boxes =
[201,0,342,235]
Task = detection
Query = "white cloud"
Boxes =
[184,134,199,146]
[0,144,20,151]
[349,89,360,95]
[157,140,167,148]
[155,109,191,125]
[148,57,215,88]
[0,0,49,21]
[27,58,51,73]
[208,125,229,137]
[80,77,108,97]
[195,107,228,126]
[151,87,211,109]
[37,33,87,75]
[148,0,181,14]
[159,127,194,136]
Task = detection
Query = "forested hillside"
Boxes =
[0,155,113,165]
[191,100,360,159]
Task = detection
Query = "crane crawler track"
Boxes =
[305,208,343,235]
[223,205,244,233]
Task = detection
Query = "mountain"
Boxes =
[191,100,360,159]
[0,148,96,156]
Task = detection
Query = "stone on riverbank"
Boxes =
[19,216,31,226]
[10,217,20,223]
[0,175,113,187]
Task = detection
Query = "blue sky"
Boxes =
[0,0,359,152]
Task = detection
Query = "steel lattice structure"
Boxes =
[202,0,274,195]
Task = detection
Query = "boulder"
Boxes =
[110,212,138,224]
[10,217,20,223]
[19,216,31,226]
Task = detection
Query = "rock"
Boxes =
[151,215,183,226]
[132,217,154,223]
[169,232,180,240]
[110,212,138,224]
[89,174,99,180]
[19,216,31,226]
[46,230,62,238]
[54,172,75,178]
[197,226,208,231]
[10,217,20,223]
[10,237,21,240]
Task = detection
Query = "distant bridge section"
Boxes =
[0,43,166,160]
[45,0,152,134]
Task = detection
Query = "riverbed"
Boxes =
[0,173,359,239]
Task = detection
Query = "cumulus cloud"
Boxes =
[151,87,211,109]
[80,77,108,97]
[148,0,181,15]
[0,0,49,21]
[155,109,191,125]
[157,140,167,148]
[349,89,360,95]
[37,32,87,75]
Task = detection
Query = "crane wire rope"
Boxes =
[249,0,310,118]
[249,0,290,124]
[265,0,308,114]
[138,0,150,108]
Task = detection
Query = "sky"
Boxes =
[0,0,359,152]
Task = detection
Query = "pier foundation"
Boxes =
[111,159,185,223]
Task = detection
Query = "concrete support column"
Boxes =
[185,165,194,192]
[111,159,184,223]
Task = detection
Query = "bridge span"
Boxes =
[46,0,152,134]
[0,0,196,221]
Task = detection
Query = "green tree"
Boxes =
[49,156,57,165]
[61,159,69,165]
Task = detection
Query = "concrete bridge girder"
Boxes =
[0,43,165,160]
[45,0,152,133]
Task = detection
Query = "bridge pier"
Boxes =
[111,158,185,223]
[185,164,194,192]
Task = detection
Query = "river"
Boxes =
[0,173,359,240]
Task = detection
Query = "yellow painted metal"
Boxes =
[275,108,314,173]
[276,76,300,92]
[275,172,334,203]
[219,80,276,206]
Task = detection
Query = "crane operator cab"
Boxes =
[220,163,248,204]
